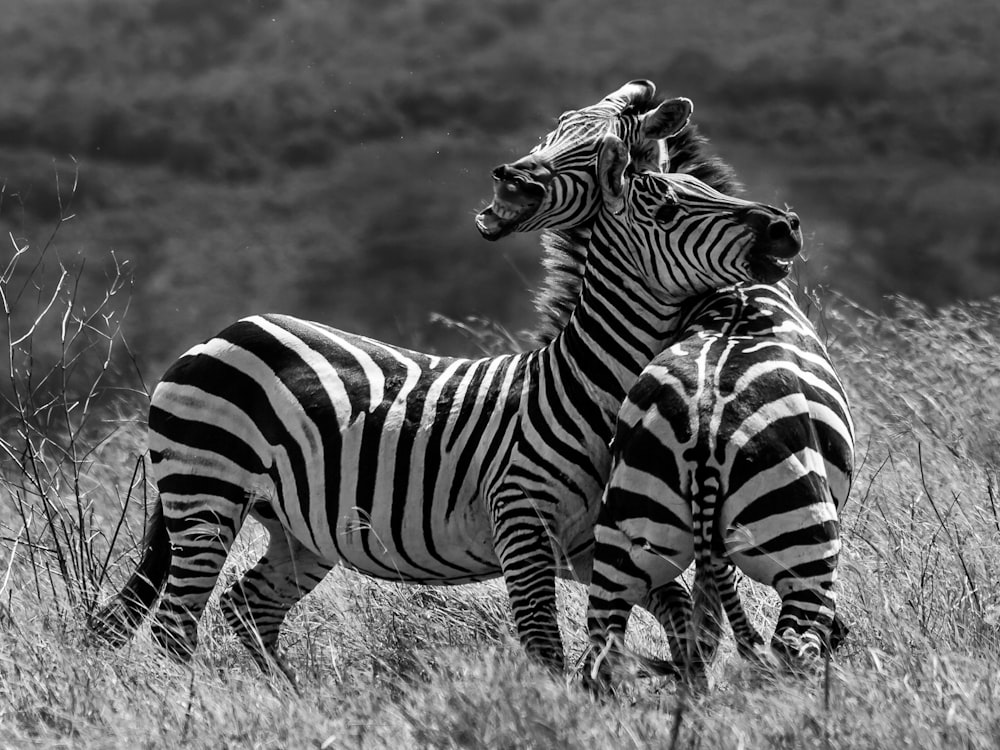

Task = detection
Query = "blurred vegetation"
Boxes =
[1,0,998,375]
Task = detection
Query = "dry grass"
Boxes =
[2,232,1000,747]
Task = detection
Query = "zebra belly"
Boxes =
[150,314,536,586]
[258,411,503,585]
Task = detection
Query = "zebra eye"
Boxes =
[655,197,681,223]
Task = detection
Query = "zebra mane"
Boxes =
[530,123,743,344]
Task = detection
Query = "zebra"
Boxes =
[88,79,691,677]
[585,280,854,689]
[484,90,784,668]
[485,87,852,676]
[89,83,801,679]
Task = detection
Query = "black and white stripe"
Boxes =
[91,86,801,678]
[586,281,854,686]
[477,79,693,243]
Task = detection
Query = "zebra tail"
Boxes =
[593,641,682,681]
[688,487,723,674]
[631,651,683,679]
[88,500,171,647]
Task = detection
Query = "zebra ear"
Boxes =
[640,96,694,140]
[597,134,629,215]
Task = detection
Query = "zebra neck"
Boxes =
[531,227,592,344]
[540,259,683,437]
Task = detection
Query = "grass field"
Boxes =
[2,233,999,748]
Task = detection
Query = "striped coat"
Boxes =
[586,281,854,685]
[91,83,802,678]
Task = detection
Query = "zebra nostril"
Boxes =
[492,165,509,181]
[768,220,792,241]
[788,213,801,232]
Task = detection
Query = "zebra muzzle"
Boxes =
[476,162,553,240]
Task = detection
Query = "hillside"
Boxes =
[2,0,999,376]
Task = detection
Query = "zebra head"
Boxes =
[595,137,803,299]
[476,80,693,240]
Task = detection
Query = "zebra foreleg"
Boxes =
[218,525,335,682]
[497,547,564,671]
[490,497,565,672]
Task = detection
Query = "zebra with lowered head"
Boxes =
[585,279,854,689]
[90,82,801,679]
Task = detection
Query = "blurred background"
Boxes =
[2,0,998,378]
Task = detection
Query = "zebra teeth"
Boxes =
[748,253,796,283]
[476,198,540,240]
[492,201,521,221]
[760,254,793,270]
[475,205,509,240]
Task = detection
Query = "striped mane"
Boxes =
[530,123,743,344]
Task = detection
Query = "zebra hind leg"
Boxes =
[582,597,630,696]
[770,580,838,674]
[88,501,171,648]
[148,501,246,663]
[585,524,686,692]
[829,610,850,651]
[585,521,643,693]
[760,539,840,674]
[714,563,768,664]
[641,580,692,668]
[218,524,335,683]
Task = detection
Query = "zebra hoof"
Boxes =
[87,599,138,648]
[150,623,198,664]
[581,645,617,699]
[771,628,822,674]
[740,640,776,670]
[829,613,850,651]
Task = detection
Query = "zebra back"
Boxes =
[589,281,854,683]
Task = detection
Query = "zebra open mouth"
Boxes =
[748,252,797,284]
[756,256,792,281]
[475,202,521,235]
[747,215,802,283]
[476,166,551,241]
[475,198,539,240]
